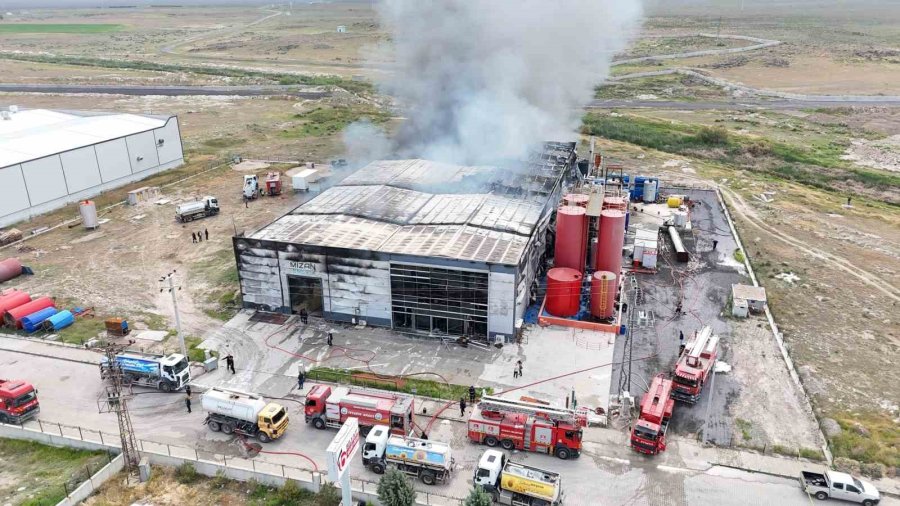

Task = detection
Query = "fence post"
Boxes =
[64,481,69,498]
[38,419,43,432]
[78,426,83,440]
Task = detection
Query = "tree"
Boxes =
[464,487,493,506]
[377,469,416,506]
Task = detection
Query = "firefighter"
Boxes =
[225,354,235,374]
[469,385,476,404]
[327,332,333,346]
[185,394,192,414]
[299,308,308,325]
[459,397,467,417]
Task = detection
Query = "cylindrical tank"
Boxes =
[564,193,589,208]
[590,271,617,319]
[0,258,23,283]
[21,307,58,333]
[554,206,587,271]
[643,180,658,203]
[673,210,687,227]
[4,296,54,329]
[545,267,583,317]
[0,291,31,315]
[667,195,683,208]
[80,200,99,229]
[596,210,626,275]
[43,310,75,332]
[602,196,628,212]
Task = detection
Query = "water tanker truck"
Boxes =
[474,449,563,505]
[100,351,190,392]
[362,425,454,485]
[175,196,219,223]
[201,387,289,443]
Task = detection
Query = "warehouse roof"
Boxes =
[0,108,171,168]
[251,143,575,265]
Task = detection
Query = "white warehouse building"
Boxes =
[0,108,184,227]
[234,142,577,343]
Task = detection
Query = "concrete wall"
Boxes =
[0,116,184,228]
[56,454,125,506]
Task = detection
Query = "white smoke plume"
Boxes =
[369,0,643,165]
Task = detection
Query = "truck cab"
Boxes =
[243,175,259,199]
[202,196,219,212]
[801,470,880,505]
[474,449,507,492]
[631,419,666,454]
[257,403,289,441]
[362,425,390,468]
[159,354,191,389]
[0,379,40,424]
[475,449,563,505]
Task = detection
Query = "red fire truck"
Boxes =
[630,374,674,455]
[467,395,584,460]
[0,379,40,424]
[304,385,414,436]
[672,325,719,403]
[265,172,282,196]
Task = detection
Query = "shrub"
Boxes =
[464,487,493,506]
[377,469,416,506]
[316,483,342,506]
[695,126,729,145]
[174,462,200,484]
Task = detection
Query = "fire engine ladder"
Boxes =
[479,395,577,425]
[686,326,713,368]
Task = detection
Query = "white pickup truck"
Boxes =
[800,470,880,505]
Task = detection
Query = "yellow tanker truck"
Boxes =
[474,449,563,505]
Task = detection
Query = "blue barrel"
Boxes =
[21,307,58,333]
[43,310,74,331]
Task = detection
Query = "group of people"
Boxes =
[190,228,209,243]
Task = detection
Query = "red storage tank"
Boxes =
[596,210,626,275]
[602,196,628,212]
[0,258,23,283]
[545,267,583,317]
[564,193,589,208]
[4,296,54,329]
[0,291,31,316]
[590,271,618,319]
[555,206,587,271]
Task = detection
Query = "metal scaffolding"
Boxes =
[98,345,140,475]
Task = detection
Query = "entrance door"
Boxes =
[287,276,324,316]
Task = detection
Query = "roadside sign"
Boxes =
[326,417,360,482]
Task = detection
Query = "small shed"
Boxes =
[732,297,749,318]
[336,25,347,33]
[732,284,767,314]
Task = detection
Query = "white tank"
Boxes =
[673,210,687,227]
[201,387,266,423]
[642,180,658,203]
[80,200,99,229]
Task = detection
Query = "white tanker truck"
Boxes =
[201,387,289,443]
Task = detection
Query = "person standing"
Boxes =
[459,397,467,417]
[712,240,718,251]
[513,365,519,379]
[298,369,305,390]
[327,332,333,347]
[300,308,308,325]
[225,354,235,374]
[197,231,202,243]
[469,385,476,404]
[185,385,192,398]
[204,228,209,241]
[191,232,197,243]
[516,360,523,378]
[185,394,192,413]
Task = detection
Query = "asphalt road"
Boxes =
[4,338,896,506]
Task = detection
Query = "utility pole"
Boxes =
[716,16,723,44]
[160,271,187,359]
[98,344,140,476]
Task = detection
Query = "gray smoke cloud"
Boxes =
[368,0,643,165]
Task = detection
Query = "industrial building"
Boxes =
[0,108,184,227]
[234,142,577,342]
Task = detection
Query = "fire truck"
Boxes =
[467,395,584,460]
[672,325,719,403]
[0,379,40,424]
[304,385,414,436]
[630,374,674,455]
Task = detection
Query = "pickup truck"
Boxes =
[800,470,880,505]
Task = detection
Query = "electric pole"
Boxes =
[160,271,187,359]
[99,344,140,476]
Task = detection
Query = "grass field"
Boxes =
[0,24,123,33]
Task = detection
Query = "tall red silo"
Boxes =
[0,291,31,316]
[4,296,54,329]
[555,206,587,271]
[596,210,626,275]
[546,267,583,317]
[590,271,617,319]
[564,193,589,208]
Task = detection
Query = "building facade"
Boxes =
[0,108,184,227]
[234,143,576,342]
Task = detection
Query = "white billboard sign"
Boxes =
[326,417,360,482]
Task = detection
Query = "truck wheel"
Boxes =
[313,418,326,430]
[184,215,192,223]
[222,423,234,435]
[421,471,436,486]
[501,439,515,451]
[862,500,875,506]
[208,421,221,432]
[257,432,271,443]
[484,436,498,447]
[371,463,385,475]
[555,447,571,460]
[814,492,828,501]
[160,382,172,393]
